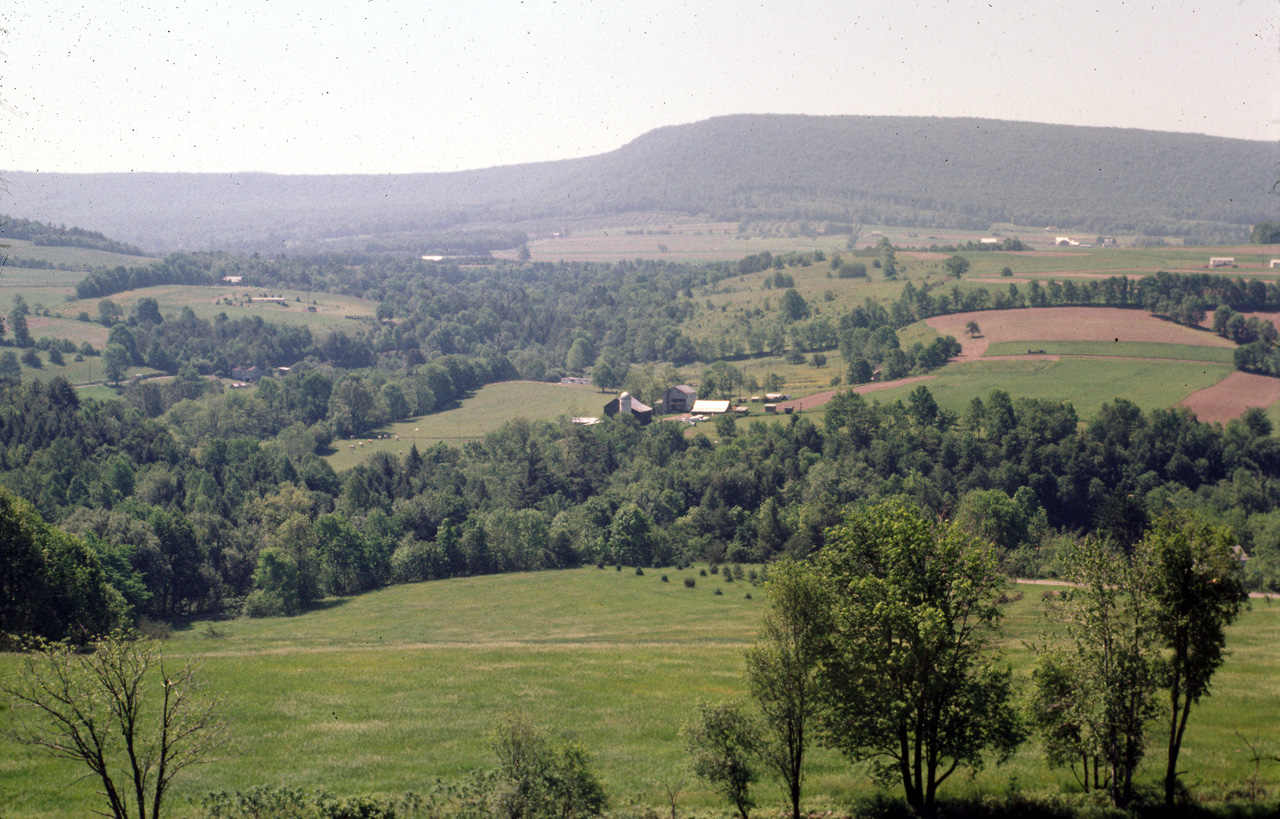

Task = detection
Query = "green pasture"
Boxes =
[0,264,85,309]
[1,570,1276,818]
[983,340,1237,363]
[324,381,606,471]
[504,219,853,264]
[48,285,377,336]
[859,357,1235,421]
[0,237,157,271]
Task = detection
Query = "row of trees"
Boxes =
[7,360,1280,636]
[688,502,1247,815]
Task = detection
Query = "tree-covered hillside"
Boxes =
[5,116,1276,251]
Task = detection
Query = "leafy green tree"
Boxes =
[0,487,123,644]
[592,347,629,392]
[132,297,163,325]
[0,634,227,819]
[102,342,130,385]
[683,701,762,819]
[97,298,123,326]
[944,255,971,278]
[1038,537,1158,807]
[10,295,31,346]
[565,337,595,372]
[608,502,657,567]
[846,357,872,385]
[779,289,811,322]
[491,712,606,819]
[744,560,831,819]
[1250,221,1280,244]
[1138,511,1249,805]
[815,501,1023,811]
[953,488,1032,555]
[245,547,301,616]
[965,320,980,337]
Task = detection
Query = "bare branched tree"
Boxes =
[1,633,228,819]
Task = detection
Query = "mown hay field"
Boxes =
[323,381,605,471]
[1,568,1276,818]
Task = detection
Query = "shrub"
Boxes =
[661,575,669,583]
[724,573,734,583]
[684,577,696,588]
[700,569,708,577]
[135,616,173,640]
[744,592,752,600]
[714,587,724,596]
[635,567,644,576]
[709,564,719,575]
[615,564,622,572]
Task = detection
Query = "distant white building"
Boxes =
[1209,257,1237,268]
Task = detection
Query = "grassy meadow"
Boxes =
[854,358,1234,422]
[2,568,1277,818]
[324,381,607,471]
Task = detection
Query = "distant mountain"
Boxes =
[4,115,1277,252]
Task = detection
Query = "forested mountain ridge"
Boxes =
[5,115,1275,252]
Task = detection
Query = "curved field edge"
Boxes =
[1,568,1277,818]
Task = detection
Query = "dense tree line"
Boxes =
[6,358,1280,638]
[76,253,223,299]
[0,214,148,256]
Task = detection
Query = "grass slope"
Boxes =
[324,381,606,471]
[1,569,1277,818]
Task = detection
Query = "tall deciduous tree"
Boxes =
[1139,511,1248,805]
[1037,537,1158,808]
[744,559,830,819]
[1,634,227,819]
[815,501,1023,811]
[683,701,762,819]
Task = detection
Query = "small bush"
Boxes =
[724,573,734,583]
[596,561,605,569]
[713,588,724,596]
[744,593,752,600]
[709,564,719,575]
[635,567,644,576]
[661,574,669,583]
[135,616,172,640]
[747,569,758,582]
[699,569,707,577]
[684,577,696,588]
[615,564,622,572]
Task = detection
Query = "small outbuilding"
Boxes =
[691,399,731,415]
[1209,257,1237,268]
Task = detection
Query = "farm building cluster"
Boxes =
[597,385,792,426]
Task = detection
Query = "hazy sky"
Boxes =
[3,0,1277,174]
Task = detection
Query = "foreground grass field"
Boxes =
[1,568,1277,818]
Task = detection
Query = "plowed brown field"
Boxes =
[926,307,1233,359]
[1180,372,1280,424]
